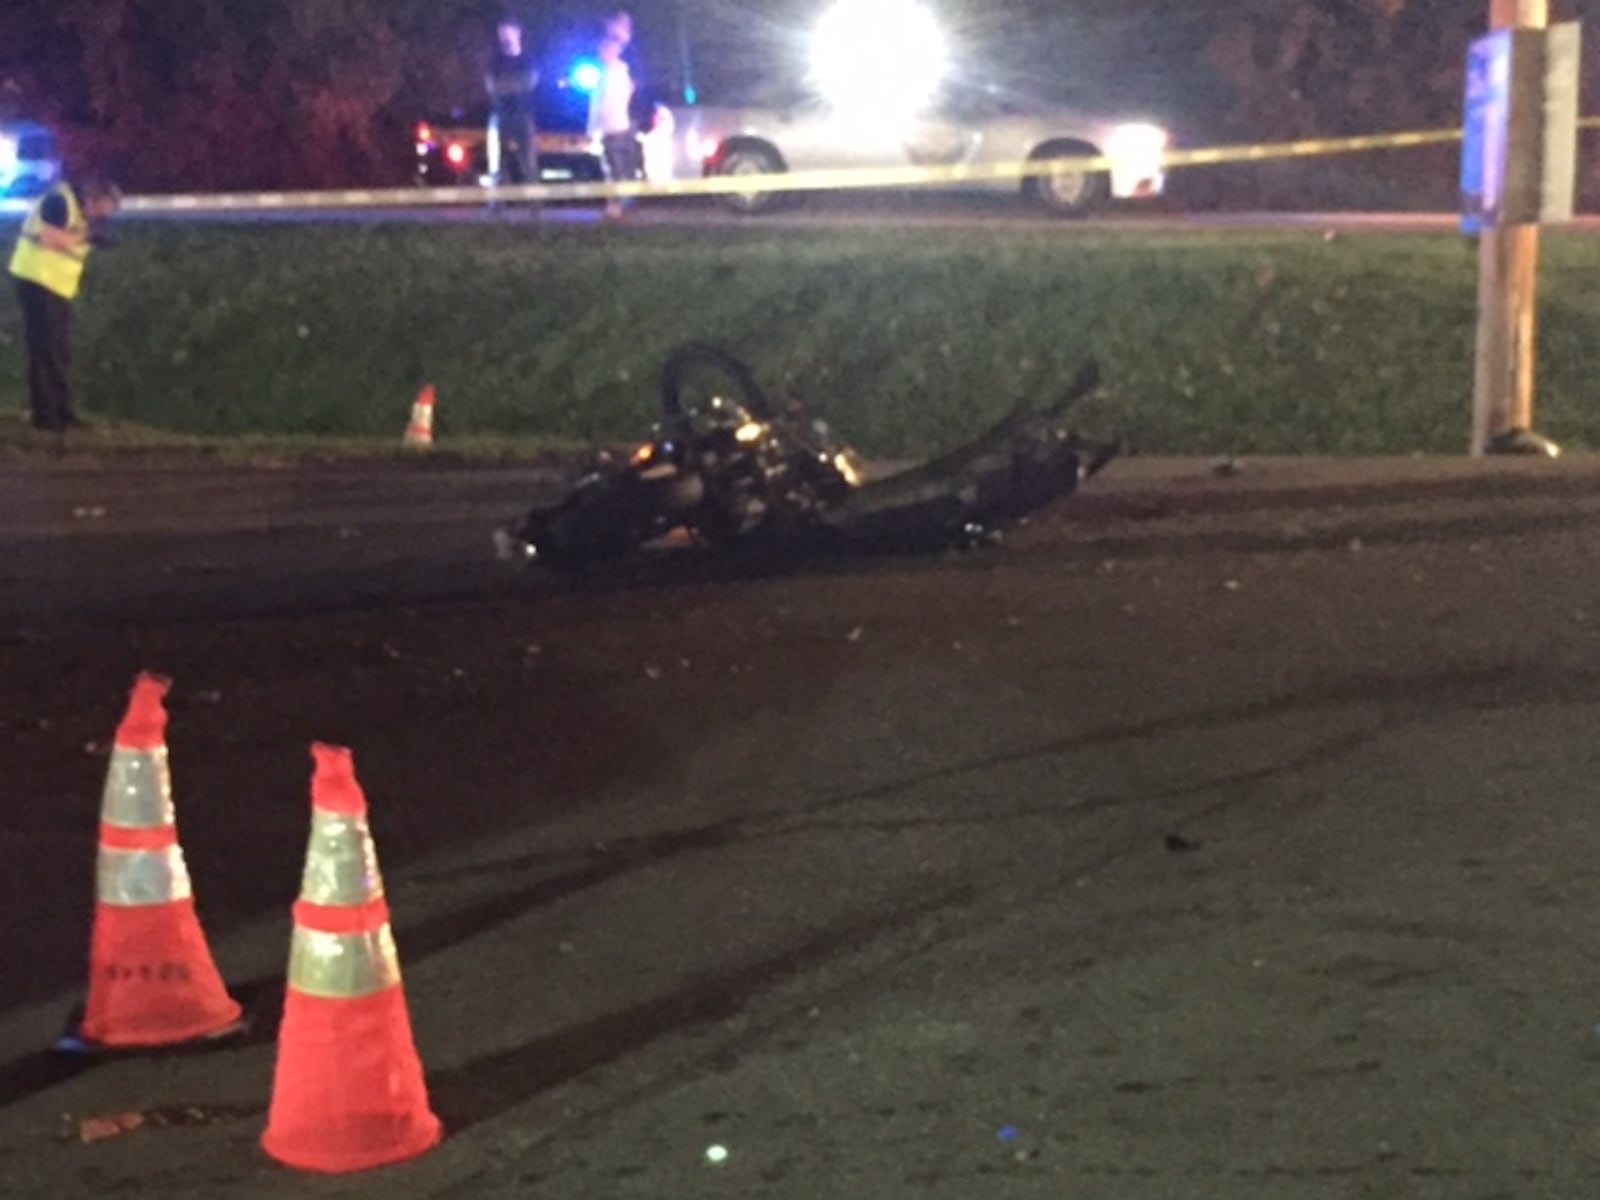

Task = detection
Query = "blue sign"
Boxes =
[1461,30,1512,234]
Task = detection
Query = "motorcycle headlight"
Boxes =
[493,528,538,563]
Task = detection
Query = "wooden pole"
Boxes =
[1472,0,1548,455]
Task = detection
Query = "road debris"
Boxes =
[1211,457,1243,478]
[77,1112,144,1144]
[75,1104,259,1144]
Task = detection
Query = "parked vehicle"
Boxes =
[0,121,62,199]
[677,81,1169,217]
[413,84,603,187]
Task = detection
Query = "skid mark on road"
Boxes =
[426,883,976,1132]
[763,662,1600,828]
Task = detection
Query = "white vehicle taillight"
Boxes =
[1106,123,1169,198]
[687,130,720,163]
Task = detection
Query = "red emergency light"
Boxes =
[446,143,468,166]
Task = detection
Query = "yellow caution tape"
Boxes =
[8,119,1592,215]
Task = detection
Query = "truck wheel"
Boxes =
[1023,140,1109,218]
[717,144,785,215]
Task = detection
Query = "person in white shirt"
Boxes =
[589,35,639,219]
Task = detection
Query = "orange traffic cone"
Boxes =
[404,384,435,448]
[261,744,441,1174]
[77,674,243,1048]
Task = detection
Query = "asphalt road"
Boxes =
[6,455,1600,1197]
[0,463,554,631]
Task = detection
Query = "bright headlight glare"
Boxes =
[811,0,948,121]
[0,136,16,170]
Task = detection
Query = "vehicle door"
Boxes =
[900,85,985,176]
[762,93,902,174]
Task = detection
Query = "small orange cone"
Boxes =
[261,744,441,1174]
[78,674,243,1048]
[404,384,435,448]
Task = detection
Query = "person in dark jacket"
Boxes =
[8,177,121,431]
[486,17,540,187]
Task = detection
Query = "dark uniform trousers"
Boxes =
[15,278,74,430]
[495,111,538,185]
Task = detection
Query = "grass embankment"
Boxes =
[3,219,1599,459]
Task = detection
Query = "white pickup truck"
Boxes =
[673,82,1169,218]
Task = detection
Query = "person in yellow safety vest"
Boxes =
[8,177,121,432]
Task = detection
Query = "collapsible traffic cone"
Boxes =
[79,674,242,1048]
[262,744,441,1173]
[404,384,435,448]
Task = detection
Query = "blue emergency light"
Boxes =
[569,60,602,93]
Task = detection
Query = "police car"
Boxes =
[0,120,62,199]
[413,82,604,187]
[413,111,606,187]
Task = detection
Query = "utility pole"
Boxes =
[1472,0,1549,455]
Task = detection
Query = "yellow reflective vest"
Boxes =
[9,182,90,300]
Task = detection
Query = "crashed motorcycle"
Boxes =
[496,343,1117,569]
